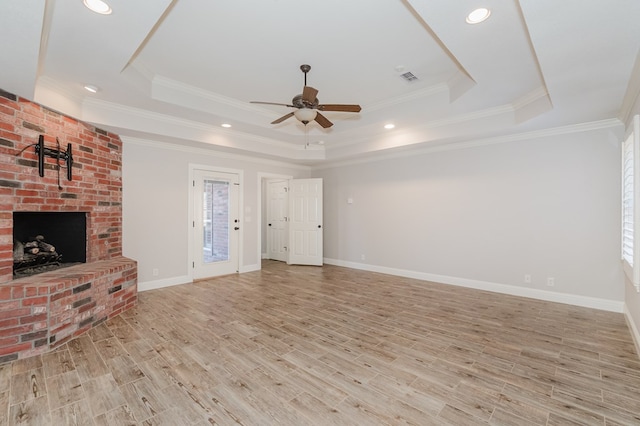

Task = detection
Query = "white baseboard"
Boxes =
[139,264,262,292]
[323,258,624,313]
[138,275,192,292]
[623,304,640,358]
[240,263,261,273]
[261,252,268,259]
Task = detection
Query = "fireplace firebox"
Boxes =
[13,212,87,277]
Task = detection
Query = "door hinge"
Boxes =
[192,261,195,268]
[284,246,288,251]
[285,187,288,192]
[193,180,195,187]
[234,183,240,186]
[284,216,288,222]
[192,221,195,227]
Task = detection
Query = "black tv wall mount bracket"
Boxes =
[34,134,73,184]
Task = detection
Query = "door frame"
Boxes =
[257,172,293,267]
[188,164,244,281]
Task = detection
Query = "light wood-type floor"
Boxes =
[2,260,640,425]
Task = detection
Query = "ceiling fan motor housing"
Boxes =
[292,94,319,109]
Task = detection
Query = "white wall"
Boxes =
[122,139,309,289]
[314,126,624,310]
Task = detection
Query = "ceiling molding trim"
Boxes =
[152,75,264,115]
[401,0,474,84]
[37,0,55,80]
[619,49,640,126]
[512,86,549,110]
[123,62,155,96]
[82,97,330,160]
[313,118,622,171]
[512,86,553,123]
[34,75,85,118]
[364,83,449,113]
[419,104,514,129]
[82,97,295,150]
[447,70,476,103]
[514,0,553,113]
[121,1,177,73]
[35,75,84,105]
[121,136,311,171]
[325,103,516,151]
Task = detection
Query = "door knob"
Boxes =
[318,225,322,228]
[234,227,240,230]
[268,223,272,226]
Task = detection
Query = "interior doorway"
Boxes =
[261,176,324,266]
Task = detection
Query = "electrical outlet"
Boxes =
[547,277,555,287]
[524,274,531,284]
[361,254,366,261]
[152,268,159,277]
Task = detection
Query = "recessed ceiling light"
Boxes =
[466,8,491,24]
[221,123,232,128]
[384,124,395,130]
[83,0,112,15]
[84,84,99,93]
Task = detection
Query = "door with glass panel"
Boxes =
[193,170,239,278]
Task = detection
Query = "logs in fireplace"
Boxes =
[13,235,66,277]
[12,211,87,279]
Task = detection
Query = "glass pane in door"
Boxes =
[202,179,230,263]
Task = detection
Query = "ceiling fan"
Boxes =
[250,64,361,128]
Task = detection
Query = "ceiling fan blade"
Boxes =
[318,104,362,113]
[271,112,295,124]
[314,112,333,128]
[302,86,319,104]
[250,101,295,107]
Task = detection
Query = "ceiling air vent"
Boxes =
[400,71,419,82]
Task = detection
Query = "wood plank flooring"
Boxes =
[1,260,640,425]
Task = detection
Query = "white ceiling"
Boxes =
[1,0,639,165]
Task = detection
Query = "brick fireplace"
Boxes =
[0,89,137,364]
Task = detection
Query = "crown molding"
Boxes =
[153,74,258,114]
[81,97,295,151]
[313,118,622,170]
[513,86,553,124]
[121,136,311,171]
[324,102,515,152]
[35,75,85,105]
[151,74,315,137]
[512,86,550,110]
[364,83,449,113]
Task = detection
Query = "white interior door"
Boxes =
[267,180,288,262]
[288,178,323,266]
[193,170,239,278]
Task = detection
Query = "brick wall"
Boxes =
[0,88,123,282]
[0,89,137,364]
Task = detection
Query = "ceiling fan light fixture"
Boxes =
[294,108,318,123]
[466,8,491,24]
